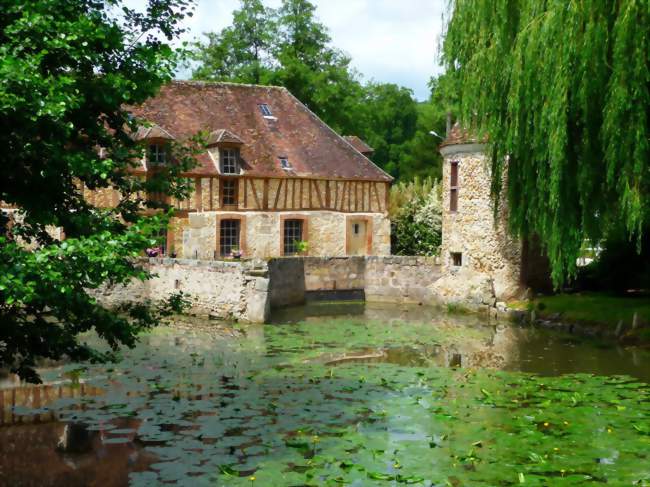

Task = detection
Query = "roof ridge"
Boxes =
[171,79,289,91]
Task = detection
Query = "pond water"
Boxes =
[1,303,649,486]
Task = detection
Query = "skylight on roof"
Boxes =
[280,157,291,170]
[258,104,272,117]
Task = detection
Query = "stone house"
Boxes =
[434,124,550,303]
[82,81,393,259]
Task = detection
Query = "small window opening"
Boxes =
[283,219,303,255]
[259,104,272,117]
[221,179,238,206]
[450,161,459,212]
[148,143,167,165]
[280,157,291,169]
[451,252,463,267]
[353,223,360,235]
[220,148,239,174]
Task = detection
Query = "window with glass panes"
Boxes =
[220,148,239,174]
[219,220,240,256]
[283,219,303,255]
[221,179,237,206]
[148,143,167,165]
[449,161,459,212]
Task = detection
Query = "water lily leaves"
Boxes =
[5,312,650,486]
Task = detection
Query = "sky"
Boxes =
[127,0,449,100]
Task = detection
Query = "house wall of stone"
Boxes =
[435,144,523,302]
[178,210,391,260]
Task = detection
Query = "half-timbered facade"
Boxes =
[85,81,392,259]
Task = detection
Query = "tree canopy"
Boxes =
[442,0,649,285]
[191,0,448,181]
[0,0,198,382]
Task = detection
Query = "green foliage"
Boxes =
[390,177,442,256]
[579,224,650,294]
[355,82,418,177]
[191,0,275,84]
[192,0,455,181]
[0,0,197,382]
[191,0,361,136]
[399,73,460,181]
[442,0,650,286]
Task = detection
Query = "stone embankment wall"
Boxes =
[365,257,442,304]
[95,256,446,323]
[94,258,271,323]
[300,256,443,304]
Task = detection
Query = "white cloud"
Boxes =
[126,0,448,100]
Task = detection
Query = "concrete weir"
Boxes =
[94,256,444,323]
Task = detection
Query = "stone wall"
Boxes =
[436,144,523,302]
[268,258,306,308]
[304,257,366,291]
[365,256,442,304]
[301,256,443,305]
[94,258,271,323]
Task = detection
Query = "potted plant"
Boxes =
[230,247,242,260]
[295,240,309,255]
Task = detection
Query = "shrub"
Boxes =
[390,177,442,256]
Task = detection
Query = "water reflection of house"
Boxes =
[0,382,103,425]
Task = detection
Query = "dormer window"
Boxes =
[148,143,167,165]
[259,104,272,117]
[280,157,291,170]
[220,148,239,174]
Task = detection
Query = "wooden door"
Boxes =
[348,219,368,255]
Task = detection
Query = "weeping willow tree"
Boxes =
[442,0,649,286]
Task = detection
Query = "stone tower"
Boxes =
[434,125,525,304]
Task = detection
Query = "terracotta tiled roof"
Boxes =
[344,135,374,156]
[129,81,393,181]
[439,122,486,148]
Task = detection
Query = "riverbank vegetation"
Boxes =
[516,293,650,340]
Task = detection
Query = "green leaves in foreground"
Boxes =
[0,0,197,381]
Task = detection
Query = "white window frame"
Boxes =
[148,143,167,165]
[259,104,272,116]
[220,148,239,175]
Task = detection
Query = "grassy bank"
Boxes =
[511,292,650,342]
